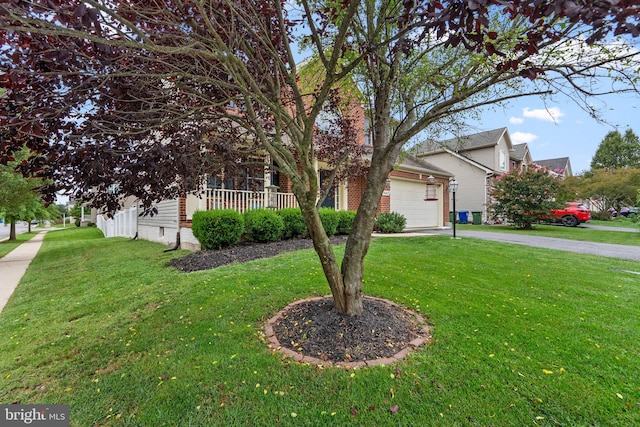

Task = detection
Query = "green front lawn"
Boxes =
[1,228,639,426]
[458,223,640,245]
[590,218,639,228]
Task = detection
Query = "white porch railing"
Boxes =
[97,206,137,238]
[204,188,298,213]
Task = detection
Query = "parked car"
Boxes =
[620,207,638,217]
[549,202,591,227]
[607,207,638,217]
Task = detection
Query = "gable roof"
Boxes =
[511,143,530,161]
[414,127,512,154]
[398,155,453,177]
[534,157,572,175]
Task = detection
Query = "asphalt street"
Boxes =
[0,222,30,242]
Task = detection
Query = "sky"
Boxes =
[471,91,640,175]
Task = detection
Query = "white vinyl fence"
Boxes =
[97,206,138,238]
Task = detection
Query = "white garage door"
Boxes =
[390,178,439,228]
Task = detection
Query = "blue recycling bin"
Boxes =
[458,210,469,224]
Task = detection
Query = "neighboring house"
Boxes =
[511,143,533,170]
[413,127,519,223]
[534,157,572,178]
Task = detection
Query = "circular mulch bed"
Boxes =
[265,296,431,367]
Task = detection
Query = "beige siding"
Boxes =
[138,199,179,227]
[458,135,511,174]
[137,199,179,246]
[462,146,495,170]
[419,152,490,220]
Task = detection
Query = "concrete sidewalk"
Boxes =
[0,231,47,313]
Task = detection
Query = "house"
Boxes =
[534,157,572,178]
[511,143,533,170]
[413,127,519,223]
[96,115,454,250]
[112,155,452,250]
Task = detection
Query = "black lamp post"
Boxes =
[449,179,458,238]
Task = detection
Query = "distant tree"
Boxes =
[69,203,82,219]
[0,152,46,240]
[591,129,640,170]
[580,168,640,214]
[490,168,561,230]
[556,175,582,204]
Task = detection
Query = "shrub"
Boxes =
[318,208,340,236]
[489,167,560,229]
[87,222,97,227]
[191,210,244,250]
[74,218,81,227]
[590,210,612,221]
[376,212,407,233]
[277,208,308,239]
[337,210,357,235]
[244,209,285,242]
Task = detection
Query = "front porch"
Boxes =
[182,188,299,222]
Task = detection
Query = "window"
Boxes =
[499,150,506,171]
[364,117,372,146]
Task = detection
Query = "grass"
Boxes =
[590,218,639,228]
[1,227,639,426]
[457,222,640,245]
[0,232,38,258]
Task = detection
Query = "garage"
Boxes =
[389,178,440,228]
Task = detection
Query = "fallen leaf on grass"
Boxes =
[390,405,399,414]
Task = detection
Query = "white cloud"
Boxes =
[523,107,565,123]
[509,117,524,124]
[511,131,538,144]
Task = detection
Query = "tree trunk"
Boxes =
[339,147,399,315]
[297,197,349,312]
[9,221,16,241]
[296,159,393,316]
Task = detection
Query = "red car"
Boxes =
[550,202,591,227]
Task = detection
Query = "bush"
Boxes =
[277,208,308,239]
[191,210,244,250]
[337,210,357,235]
[244,209,285,242]
[590,210,612,221]
[318,208,340,236]
[376,212,407,233]
[74,218,81,227]
[489,167,560,229]
[87,222,97,227]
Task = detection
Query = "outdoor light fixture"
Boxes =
[449,179,458,238]
[425,175,437,200]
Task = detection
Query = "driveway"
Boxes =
[431,228,640,262]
